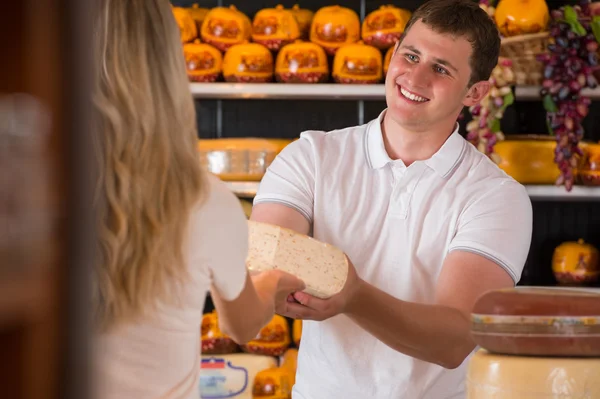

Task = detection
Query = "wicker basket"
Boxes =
[499,32,550,86]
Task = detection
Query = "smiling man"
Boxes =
[250,0,533,398]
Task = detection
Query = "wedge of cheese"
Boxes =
[246,221,348,298]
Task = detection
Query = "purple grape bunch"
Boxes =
[537,0,600,191]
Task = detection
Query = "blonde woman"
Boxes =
[91,0,304,398]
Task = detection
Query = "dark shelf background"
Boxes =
[174,0,600,294]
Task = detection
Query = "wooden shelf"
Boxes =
[226,181,600,201]
[190,83,600,101]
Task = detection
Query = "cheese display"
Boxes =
[199,354,278,399]
[202,310,240,354]
[197,138,291,181]
[251,367,294,398]
[309,6,361,55]
[383,46,394,76]
[332,41,383,84]
[471,286,600,357]
[241,315,291,357]
[251,5,301,51]
[361,5,411,50]
[188,4,210,33]
[246,221,349,299]
[466,349,600,398]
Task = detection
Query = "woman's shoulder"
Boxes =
[190,173,248,227]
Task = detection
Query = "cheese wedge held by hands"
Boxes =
[246,221,349,298]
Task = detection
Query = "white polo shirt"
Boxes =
[254,110,533,399]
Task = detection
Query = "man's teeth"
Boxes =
[400,87,428,102]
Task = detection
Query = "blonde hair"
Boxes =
[92,0,206,331]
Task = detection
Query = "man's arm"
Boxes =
[250,203,310,235]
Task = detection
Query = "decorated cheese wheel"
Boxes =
[200,354,278,398]
[172,6,198,43]
[252,367,294,399]
[223,42,274,83]
[188,3,210,33]
[332,41,383,84]
[183,40,222,82]
[361,5,411,50]
[383,45,395,76]
[242,315,291,357]
[251,5,301,52]
[200,6,252,52]
[552,239,599,285]
[292,319,302,347]
[290,5,314,40]
[471,286,600,357]
[201,310,240,354]
[197,138,291,181]
[309,6,360,55]
[275,40,329,83]
[247,221,349,299]
[467,349,600,398]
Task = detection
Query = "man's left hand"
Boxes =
[275,256,362,321]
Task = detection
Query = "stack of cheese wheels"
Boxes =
[467,286,600,398]
[246,220,349,299]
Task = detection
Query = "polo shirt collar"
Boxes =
[365,109,466,178]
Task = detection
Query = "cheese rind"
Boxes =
[246,221,349,298]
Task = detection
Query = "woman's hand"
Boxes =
[251,269,306,311]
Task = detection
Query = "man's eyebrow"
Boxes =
[398,44,458,73]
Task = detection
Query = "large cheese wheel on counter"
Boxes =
[252,367,294,399]
[241,315,290,357]
[471,286,600,357]
[197,138,291,182]
[246,221,348,299]
[199,353,278,399]
[466,349,600,398]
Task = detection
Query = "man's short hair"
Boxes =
[401,0,501,86]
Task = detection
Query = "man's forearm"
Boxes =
[344,280,475,369]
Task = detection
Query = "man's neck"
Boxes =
[381,113,457,166]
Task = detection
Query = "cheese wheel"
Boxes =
[198,138,291,182]
[466,349,600,398]
[471,286,600,357]
[246,221,349,298]
[200,353,278,399]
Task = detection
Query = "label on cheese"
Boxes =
[246,221,348,298]
[199,354,278,399]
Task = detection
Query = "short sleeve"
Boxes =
[253,133,318,224]
[194,174,249,301]
[448,180,533,284]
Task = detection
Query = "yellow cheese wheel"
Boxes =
[467,349,600,398]
[246,221,349,298]
[198,138,292,181]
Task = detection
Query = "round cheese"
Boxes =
[471,286,600,357]
[246,221,349,299]
[467,349,600,398]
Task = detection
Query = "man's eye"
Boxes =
[405,54,417,62]
[435,66,448,75]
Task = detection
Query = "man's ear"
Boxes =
[462,81,491,107]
